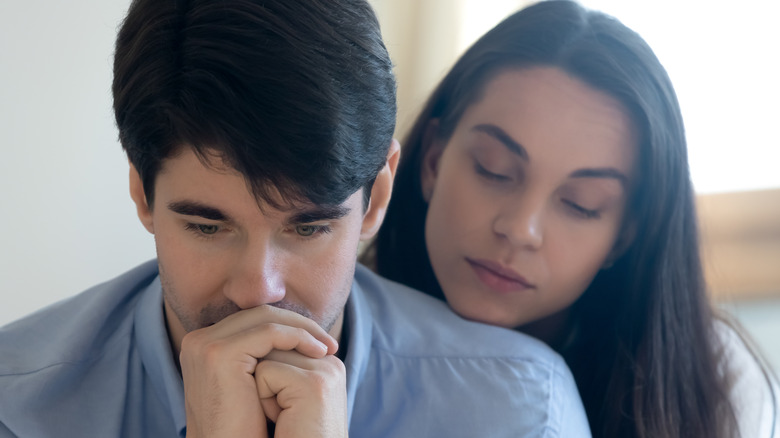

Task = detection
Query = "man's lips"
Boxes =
[466,258,535,293]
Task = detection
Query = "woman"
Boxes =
[363,1,778,437]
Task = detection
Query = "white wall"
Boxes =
[0,0,155,326]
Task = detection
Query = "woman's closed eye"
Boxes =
[562,199,601,219]
[474,161,511,182]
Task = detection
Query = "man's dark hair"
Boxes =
[113,0,396,210]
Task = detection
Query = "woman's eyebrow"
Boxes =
[569,168,629,189]
[472,124,629,188]
[472,123,529,161]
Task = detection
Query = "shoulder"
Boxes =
[716,320,779,438]
[0,260,160,434]
[0,260,159,376]
[352,265,591,437]
[354,264,560,362]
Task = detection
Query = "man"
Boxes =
[0,0,590,436]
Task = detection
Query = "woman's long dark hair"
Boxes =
[363,1,742,436]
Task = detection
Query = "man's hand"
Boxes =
[256,350,348,438]
[179,305,342,438]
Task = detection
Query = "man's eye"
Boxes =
[197,224,219,235]
[293,224,332,237]
[295,225,318,236]
[184,223,222,238]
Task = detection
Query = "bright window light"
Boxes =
[458,0,780,194]
[579,0,780,194]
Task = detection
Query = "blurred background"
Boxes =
[1,0,778,369]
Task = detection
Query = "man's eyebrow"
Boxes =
[168,201,232,222]
[570,168,629,188]
[473,124,529,161]
[288,205,351,224]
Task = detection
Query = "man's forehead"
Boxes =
[157,145,360,220]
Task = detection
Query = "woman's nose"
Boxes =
[492,197,544,250]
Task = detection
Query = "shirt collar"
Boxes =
[133,277,187,437]
[342,269,373,425]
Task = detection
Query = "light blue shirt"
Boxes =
[0,260,590,437]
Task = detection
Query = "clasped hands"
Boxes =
[179,305,347,438]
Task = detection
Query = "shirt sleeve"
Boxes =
[549,359,592,437]
[719,323,779,438]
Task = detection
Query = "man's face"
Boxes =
[130,147,389,350]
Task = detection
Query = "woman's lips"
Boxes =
[466,258,535,294]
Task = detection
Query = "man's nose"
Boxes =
[223,241,286,309]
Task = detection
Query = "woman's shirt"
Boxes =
[719,321,779,437]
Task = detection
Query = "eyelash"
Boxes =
[184,223,223,240]
[474,161,510,182]
[293,224,333,239]
[474,158,601,220]
[562,200,601,219]
[185,223,334,240]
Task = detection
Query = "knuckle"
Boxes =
[295,327,311,340]
[326,355,347,374]
[181,333,224,360]
[200,339,229,363]
[260,322,280,336]
[304,358,346,398]
[317,356,347,383]
[254,358,270,375]
[307,371,330,395]
[179,330,204,355]
[255,322,284,343]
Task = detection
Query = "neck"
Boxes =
[163,299,186,359]
[518,308,573,350]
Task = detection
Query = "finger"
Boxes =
[207,305,338,353]
[255,358,308,403]
[255,351,346,401]
[260,397,282,424]
[254,353,348,437]
[229,323,331,359]
[183,322,331,371]
[263,349,332,369]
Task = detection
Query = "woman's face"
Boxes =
[422,67,637,334]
